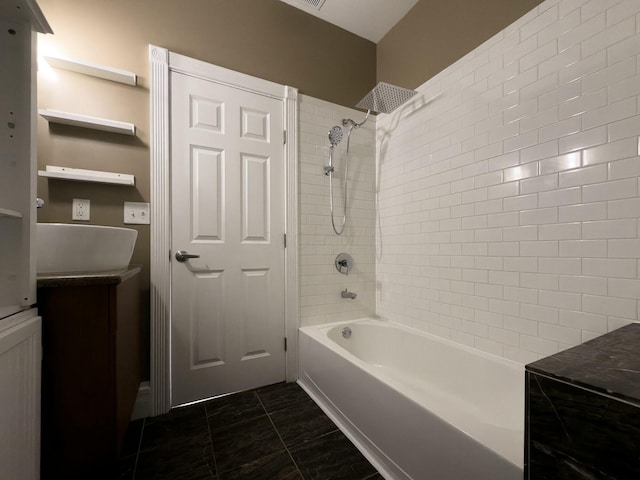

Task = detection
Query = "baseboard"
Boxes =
[131,381,151,420]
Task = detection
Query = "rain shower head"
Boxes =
[355,81,418,114]
[328,125,343,147]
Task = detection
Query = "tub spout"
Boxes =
[341,288,357,300]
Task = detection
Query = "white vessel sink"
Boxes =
[37,223,138,274]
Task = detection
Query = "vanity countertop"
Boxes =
[37,265,141,288]
[526,323,640,406]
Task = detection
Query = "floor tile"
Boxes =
[120,383,379,480]
[221,450,303,480]
[256,382,310,413]
[270,397,338,448]
[290,430,378,480]
[121,418,144,458]
[141,404,209,452]
[116,455,137,480]
[205,390,265,429]
[211,414,285,474]
[135,431,216,480]
[83,458,136,480]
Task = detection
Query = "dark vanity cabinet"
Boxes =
[525,323,640,479]
[38,267,141,478]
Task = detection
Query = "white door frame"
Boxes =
[148,45,299,416]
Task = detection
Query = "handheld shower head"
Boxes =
[324,125,343,175]
[328,125,343,147]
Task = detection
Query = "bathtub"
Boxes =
[298,318,524,480]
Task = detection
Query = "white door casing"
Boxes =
[171,72,285,405]
[149,46,298,415]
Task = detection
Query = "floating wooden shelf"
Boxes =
[0,207,23,219]
[43,54,137,86]
[38,166,135,186]
[39,109,136,136]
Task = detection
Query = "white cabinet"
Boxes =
[0,310,42,480]
[1,1,51,319]
[0,1,51,479]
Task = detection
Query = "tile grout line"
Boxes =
[363,472,384,480]
[131,417,146,480]
[204,403,221,479]
[255,393,307,480]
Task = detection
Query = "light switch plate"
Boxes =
[124,202,150,224]
[72,198,90,221]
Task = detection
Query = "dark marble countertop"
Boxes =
[37,265,141,288]
[526,323,640,406]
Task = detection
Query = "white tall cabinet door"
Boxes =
[0,2,51,479]
[171,72,286,405]
[0,310,41,480]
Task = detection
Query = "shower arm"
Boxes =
[343,110,371,130]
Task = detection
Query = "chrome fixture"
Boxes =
[325,125,349,235]
[284,0,327,11]
[335,252,353,276]
[326,82,418,236]
[175,250,200,262]
[36,197,44,209]
[341,81,418,132]
[356,81,418,115]
[324,125,343,175]
[341,288,357,300]
[341,326,352,338]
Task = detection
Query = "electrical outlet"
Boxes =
[124,202,150,225]
[72,198,90,221]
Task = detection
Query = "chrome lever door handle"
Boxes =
[175,250,200,262]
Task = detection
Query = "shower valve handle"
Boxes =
[337,259,349,275]
[335,253,354,276]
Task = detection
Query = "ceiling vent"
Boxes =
[288,0,327,10]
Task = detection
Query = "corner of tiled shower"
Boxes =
[300,0,640,365]
[298,95,377,327]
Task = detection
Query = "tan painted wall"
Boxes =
[377,0,544,89]
[36,0,375,379]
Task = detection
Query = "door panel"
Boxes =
[171,72,285,405]
[192,146,224,241]
[242,153,270,242]
[191,270,224,367]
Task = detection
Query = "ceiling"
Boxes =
[279,0,419,43]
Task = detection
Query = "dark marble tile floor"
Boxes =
[115,382,383,480]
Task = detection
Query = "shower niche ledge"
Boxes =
[39,109,136,136]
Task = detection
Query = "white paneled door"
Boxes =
[170,72,286,406]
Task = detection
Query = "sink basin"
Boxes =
[37,223,138,274]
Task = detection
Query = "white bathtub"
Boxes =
[298,318,524,480]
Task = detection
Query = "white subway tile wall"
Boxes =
[298,95,376,326]
[376,0,640,363]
